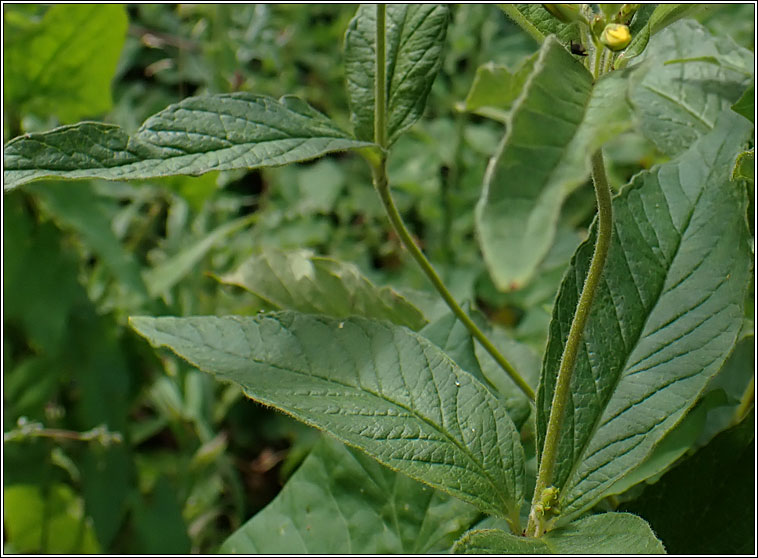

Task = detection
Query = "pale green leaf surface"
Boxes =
[477,37,635,291]
[221,436,479,554]
[143,214,255,298]
[453,512,665,554]
[537,111,753,523]
[422,307,538,428]
[3,5,127,123]
[421,304,485,382]
[4,94,372,191]
[129,312,526,523]
[218,249,427,330]
[629,20,753,157]
[459,56,537,122]
[344,5,449,144]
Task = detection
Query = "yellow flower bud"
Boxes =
[600,23,631,51]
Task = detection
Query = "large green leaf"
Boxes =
[3,94,372,191]
[221,436,479,554]
[629,20,753,157]
[621,412,755,554]
[452,512,665,554]
[218,249,426,330]
[129,312,526,526]
[344,5,449,144]
[537,111,753,524]
[476,36,635,291]
[3,5,128,123]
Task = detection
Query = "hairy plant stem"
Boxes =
[369,4,534,401]
[527,149,614,537]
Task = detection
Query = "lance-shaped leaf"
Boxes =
[218,248,427,330]
[476,36,635,291]
[628,20,753,157]
[452,513,665,554]
[221,436,479,554]
[3,93,373,191]
[344,5,449,145]
[536,111,753,524]
[129,312,526,526]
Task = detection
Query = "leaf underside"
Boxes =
[477,36,635,291]
[129,312,526,525]
[218,249,427,331]
[537,110,753,523]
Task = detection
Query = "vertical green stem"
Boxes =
[374,4,387,149]
[369,4,534,401]
[527,149,614,537]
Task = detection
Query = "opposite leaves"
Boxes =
[537,111,753,524]
[129,312,526,528]
[4,94,372,190]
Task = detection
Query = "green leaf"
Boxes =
[452,512,665,554]
[732,149,755,183]
[221,436,479,553]
[4,484,101,553]
[344,5,449,145]
[629,20,753,157]
[3,93,373,191]
[621,412,755,554]
[143,214,256,298]
[421,304,485,381]
[218,249,427,330]
[617,4,704,67]
[476,36,635,291]
[3,5,128,123]
[732,83,755,123]
[498,4,581,45]
[129,312,526,526]
[537,111,753,524]
[459,56,537,122]
[604,389,728,499]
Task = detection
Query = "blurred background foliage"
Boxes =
[2,4,754,553]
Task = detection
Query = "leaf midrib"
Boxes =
[557,140,728,512]
[146,316,513,514]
